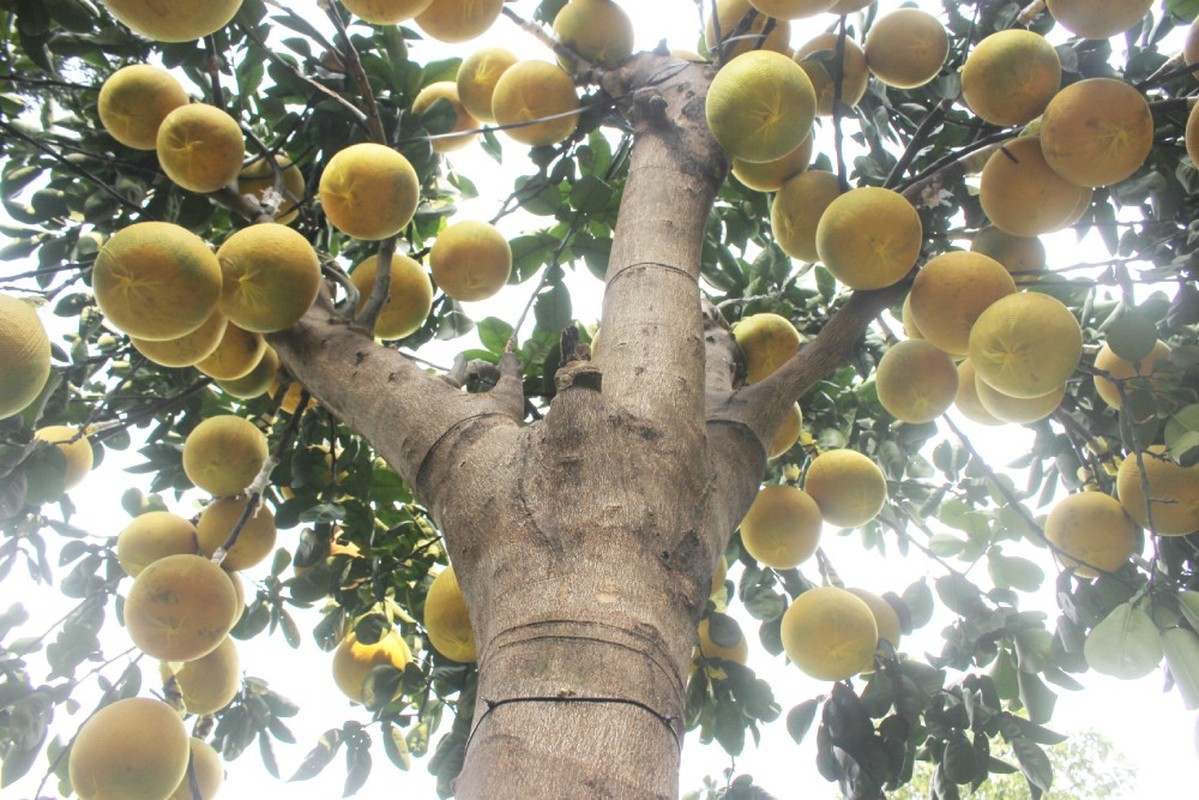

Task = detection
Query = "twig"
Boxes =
[203,35,225,110]
[355,237,398,334]
[320,0,387,143]
[499,6,596,78]
[885,98,954,189]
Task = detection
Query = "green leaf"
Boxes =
[533,281,572,334]
[382,721,411,771]
[1162,627,1199,709]
[935,573,988,618]
[1105,312,1158,363]
[713,693,745,756]
[987,550,1044,593]
[707,612,742,648]
[1010,735,1053,793]
[903,579,934,628]
[569,175,614,213]
[343,741,372,797]
[1178,591,1199,631]
[477,317,514,354]
[1016,670,1056,725]
[289,729,344,782]
[1084,602,1164,679]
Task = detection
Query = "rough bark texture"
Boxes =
[269,53,909,799]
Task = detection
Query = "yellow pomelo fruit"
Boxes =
[706,50,816,164]
[1187,101,1199,166]
[0,294,51,420]
[157,104,245,194]
[705,0,792,59]
[332,630,413,703]
[98,64,189,150]
[732,134,812,192]
[960,29,1061,127]
[429,220,512,302]
[768,402,804,460]
[875,339,959,424]
[217,223,321,333]
[909,250,1017,356]
[975,378,1066,424]
[413,81,480,152]
[1116,446,1199,536]
[274,379,316,417]
[794,33,869,116]
[237,156,305,225]
[93,221,222,341]
[1092,339,1171,409]
[697,617,749,664]
[968,291,1082,398]
[342,0,433,24]
[195,321,267,381]
[116,511,199,578]
[68,697,189,800]
[414,0,504,42]
[351,253,434,340]
[738,484,822,569]
[225,568,246,624]
[166,636,241,715]
[803,448,887,528]
[424,566,476,662]
[901,293,923,340]
[846,588,902,651]
[1046,0,1153,40]
[750,0,837,18]
[168,738,224,800]
[319,143,420,241]
[732,312,802,384]
[1045,491,1138,577]
[197,496,277,571]
[125,553,239,661]
[970,226,1046,285]
[781,585,878,680]
[552,0,635,68]
[131,309,228,368]
[952,359,1003,427]
[980,136,1092,237]
[456,47,518,123]
[863,8,948,89]
[1039,78,1152,188]
[771,169,842,262]
[101,0,242,42]
[490,60,581,147]
[182,414,267,497]
[216,345,279,399]
[815,186,922,290]
[33,425,94,490]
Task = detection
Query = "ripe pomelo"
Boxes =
[1092,339,1171,409]
[705,0,792,59]
[815,186,922,290]
[0,294,51,419]
[456,47,518,123]
[130,309,228,368]
[846,587,902,651]
[68,696,189,800]
[803,449,887,528]
[124,553,239,661]
[166,635,241,714]
[863,8,948,89]
[793,32,869,116]
[195,321,267,381]
[1045,491,1138,577]
[772,169,842,262]
[414,0,504,42]
[970,226,1047,285]
[196,496,277,571]
[975,378,1066,424]
[732,312,802,384]
[953,359,1004,427]
[968,291,1082,398]
[1187,100,1199,166]
[552,0,635,68]
[116,511,199,578]
[768,402,804,460]
[429,220,512,302]
[100,0,242,42]
[490,60,581,147]
[749,0,837,18]
[319,143,420,241]
[168,737,224,800]
[1116,446,1199,536]
[351,253,434,340]
[1039,77,1153,188]
[781,585,878,680]
[332,630,413,703]
[875,339,959,424]
[706,49,816,164]
[342,0,433,24]
[413,81,480,152]
[424,566,476,662]
[216,345,280,399]
[93,221,222,341]
[156,103,245,194]
[697,616,749,664]
[98,64,189,150]
[217,223,321,333]
[1045,0,1153,40]
[738,484,823,569]
[33,425,94,490]
[237,155,305,225]
[732,134,812,192]
[909,250,1017,356]
[960,29,1060,126]
[182,414,268,497]
[979,136,1092,237]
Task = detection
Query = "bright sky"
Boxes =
[7,2,1199,799]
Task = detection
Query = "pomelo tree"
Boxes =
[1,1,1199,798]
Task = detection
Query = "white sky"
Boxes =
[6,1,1199,799]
